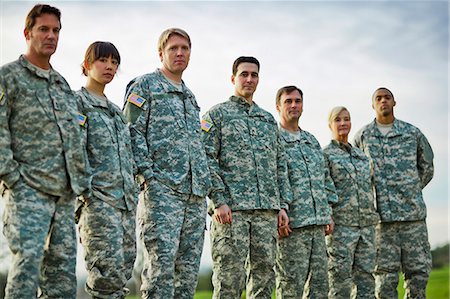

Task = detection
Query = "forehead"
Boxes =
[281,90,302,100]
[336,109,350,118]
[165,34,190,47]
[373,89,393,98]
[236,62,259,73]
[33,13,61,28]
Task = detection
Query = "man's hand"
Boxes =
[277,209,292,238]
[214,204,232,224]
[325,217,334,236]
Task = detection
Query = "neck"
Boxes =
[24,52,51,70]
[85,78,105,97]
[376,114,394,125]
[280,119,299,132]
[334,135,348,144]
[161,67,182,83]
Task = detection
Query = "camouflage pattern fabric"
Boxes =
[278,127,337,228]
[275,127,337,299]
[374,221,431,299]
[323,140,379,226]
[78,197,136,298]
[276,225,329,299]
[77,87,137,210]
[139,178,206,299]
[123,69,210,298]
[202,96,292,212]
[123,69,211,197]
[202,96,290,298]
[326,225,376,299]
[353,119,434,222]
[0,55,87,299]
[210,210,277,299]
[323,140,379,298]
[76,88,137,298]
[354,118,434,298]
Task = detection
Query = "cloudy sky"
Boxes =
[0,0,448,272]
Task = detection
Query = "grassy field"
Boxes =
[127,266,449,299]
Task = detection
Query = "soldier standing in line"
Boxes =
[202,56,291,299]
[76,41,138,299]
[123,28,211,299]
[274,85,337,299]
[354,87,434,298]
[323,106,379,298]
[0,4,87,298]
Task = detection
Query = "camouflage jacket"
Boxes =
[0,55,87,196]
[77,87,137,210]
[353,118,434,222]
[202,96,292,212]
[280,127,337,228]
[123,69,211,197]
[323,140,379,227]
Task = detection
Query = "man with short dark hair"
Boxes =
[354,87,434,298]
[0,4,87,298]
[202,56,291,298]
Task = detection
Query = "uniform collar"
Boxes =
[80,87,108,109]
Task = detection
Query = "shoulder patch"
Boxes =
[127,93,146,108]
[78,113,87,126]
[0,90,4,102]
[201,119,213,132]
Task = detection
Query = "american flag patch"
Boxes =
[78,113,87,126]
[127,93,146,108]
[201,119,213,132]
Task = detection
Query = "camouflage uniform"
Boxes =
[323,140,380,298]
[202,96,291,299]
[123,69,211,299]
[76,87,137,298]
[0,55,87,299]
[275,127,337,299]
[354,118,434,299]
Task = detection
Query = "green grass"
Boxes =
[126,266,449,299]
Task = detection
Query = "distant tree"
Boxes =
[196,269,213,291]
[431,243,449,269]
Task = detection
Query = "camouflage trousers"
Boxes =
[139,178,206,299]
[210,209,277,299]
[2,178,77,299]
[375,220,431,299]
[326,225,376,299]
[275,225,328,299]
[78,197,136,298]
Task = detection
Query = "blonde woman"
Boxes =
[323,106,379,298]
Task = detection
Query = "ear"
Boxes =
[159,50,163,62]
[24,28,30,40]
[231,74,235,85]
[393,99,396,107]
[83,61,91,72]
[276,104,280,113]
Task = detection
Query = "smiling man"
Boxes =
[354,87,434,298]
[202,57,291,298]
[123,28,211,299]
[0,4,87,298]
[274,85,337,299]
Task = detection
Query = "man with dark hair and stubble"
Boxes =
[202,56,291,298]
[0,4,88,298]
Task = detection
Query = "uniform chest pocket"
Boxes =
[86,111,116,144]
[151,96,184,129]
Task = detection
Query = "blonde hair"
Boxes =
[158,28,191,52]
[328,106,349,127]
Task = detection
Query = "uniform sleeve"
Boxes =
[75,93,93,199]
[122,79,154,186]
[277,132,293,211]
[0,82,20,189]
[201,109,229,208]
[416,130,434,189]
[324,155,338,205]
